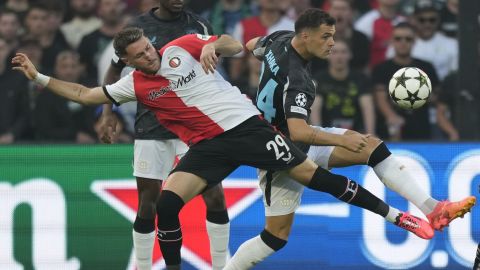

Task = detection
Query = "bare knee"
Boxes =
[202,184,226,211]
[136,177,161,219]
[264,214,295,240]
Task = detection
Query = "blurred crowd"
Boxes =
[0,0,471,144]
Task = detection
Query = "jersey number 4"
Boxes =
[257,78,277,123]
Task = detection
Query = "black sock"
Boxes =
[260,229,287,251]
[308,167,389,217]
[133,216,155,234]
[206,209,229,224]
[367,142,391,167]
[156,190,185,266]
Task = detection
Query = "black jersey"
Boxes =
[255,31,316,152]
[112,8,213,140]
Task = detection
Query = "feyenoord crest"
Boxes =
[169,57,181,68]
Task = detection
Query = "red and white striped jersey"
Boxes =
[104,34,260,145]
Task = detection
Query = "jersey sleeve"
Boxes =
[102,71,136,106]
[160,34,219,61]
[283,74,314,121]
[250,31,294,60]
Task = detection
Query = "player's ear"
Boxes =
[121,57,131,66]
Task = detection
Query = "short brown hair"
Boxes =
[113,27,144,57]
[295,8,336,34]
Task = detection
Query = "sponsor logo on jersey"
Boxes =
[295,93,307,107]
[169,57,181,68]
[171,69,197,88]
[265,50,280,75]
[147,86,170,101]
[196,34,211,41]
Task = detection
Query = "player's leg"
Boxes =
[173,139,230,269]
[307,138,432,238]
[287,159,433,239]
[201,184,230,270]
[157,172,209,270]
[225,214,293,270]
[327,129,476,231]
[156,139,238,269]
[225,170,299,269]
[132,140,168,270]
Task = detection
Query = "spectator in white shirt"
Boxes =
[386,0,458,80]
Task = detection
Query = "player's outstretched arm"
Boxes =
[12,53,111,106]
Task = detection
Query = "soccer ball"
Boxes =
[388,67,432,110]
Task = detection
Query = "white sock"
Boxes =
[206,221,230,270]
[224,235,275,270]
[386,207,401,223]
[373,155,438,215]
[132,230,155,270]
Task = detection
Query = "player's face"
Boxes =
[160,0,184,14]
[392,28,415,58]
[305,24,335,59]
[123,36,161,74]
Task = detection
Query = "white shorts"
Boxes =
[259,126,347,216]
[133,139,189,180]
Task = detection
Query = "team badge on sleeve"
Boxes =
[295,93,307,107]
[169,57,181,68]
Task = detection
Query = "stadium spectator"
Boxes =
[32,50,79,142]
[33,50,96,143]
[411,0,457,80]
[439,0,458,38]
[354,0,405,69]
[386,0,458,81]
[283,0,311,20]
[78,0,126,85]
[23,3,70,75]
[372,22,439,141]
[0,9,21,54]
[230,0,294,95]
[61,0,101,49]
[202,0,251,36]
[1,0,29,21]
[311,40,375,134]
[0,36,30,143]
[325,0,370,71]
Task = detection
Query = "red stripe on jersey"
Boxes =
[160,34,218,61]
[133,71,225,145]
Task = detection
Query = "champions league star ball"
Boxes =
[388,67,432,110]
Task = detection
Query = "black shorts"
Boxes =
[171,116,307,187]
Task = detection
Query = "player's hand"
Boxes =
[341,133,370,153]
[200,43,218,74]
[11,53,38,80]
[97,111,119,144]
